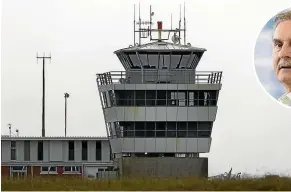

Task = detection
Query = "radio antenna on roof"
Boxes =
[132,3,187,46]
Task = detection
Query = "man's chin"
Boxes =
[278,69,291,80]
[278,72,291,92]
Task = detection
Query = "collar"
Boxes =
[278,92,291,106]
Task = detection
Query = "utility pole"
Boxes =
[36,53,51,137]
[64,93,70,137]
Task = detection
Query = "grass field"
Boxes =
[2,175,291,191]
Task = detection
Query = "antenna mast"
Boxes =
[139,2,141,45]
[179,4,181,44]
[184,2,186,45]
[134,4,136,45]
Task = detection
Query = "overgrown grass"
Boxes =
[2,175,291,191]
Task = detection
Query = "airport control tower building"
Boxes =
[96,5,222,178]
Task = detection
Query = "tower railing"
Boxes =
[97,70,222,86]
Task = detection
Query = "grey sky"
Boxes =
[1,0,291,176]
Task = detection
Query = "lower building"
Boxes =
[1,136,115,179]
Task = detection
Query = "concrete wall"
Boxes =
[1,140,111,163]
[119,157,208,178]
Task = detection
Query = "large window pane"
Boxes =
[171,54,182,68]
[148,54,159,68]
[129,54,140,68]
[139,54,149,66]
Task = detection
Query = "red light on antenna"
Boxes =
[157,21,163,30]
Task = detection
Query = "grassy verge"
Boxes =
[2,176,291,191]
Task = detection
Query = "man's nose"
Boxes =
[279,43,291,58]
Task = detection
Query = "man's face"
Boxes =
[273,20,291,91]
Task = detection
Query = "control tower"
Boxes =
[96,4,222,178]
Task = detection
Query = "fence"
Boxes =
[97,70,222,85]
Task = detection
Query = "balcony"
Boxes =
[96,70,222,86]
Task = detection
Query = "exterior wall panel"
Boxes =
[30,141,38,162]
[156,107,167,121]
[88,141,96,162]
[49,141,63,161]
[121,138,134,152]
[176,138,187,153]
[74,141,82,162]
[16,141,24,161]
[165,138,177,153]
[104,107,218,122]
[43,141,50,162]
[134,107,146,121]
[145,138,156,153]
[101,141,111,162]
[145,107,156,121]
[1,141,10,162]
[62,141,68,162]
[155,138,167,153]
[134,138,146,152]
[119,138,211,153]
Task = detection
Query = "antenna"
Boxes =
[36,52,52,137]
[133,3,187,45]
[139,2,141,45]
[184,2,186,45]
[150,5,153,40]
[171,13,173,30]
[134,4,136,45]
[178,4,181,44]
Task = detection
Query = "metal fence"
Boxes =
[97,70,222,86]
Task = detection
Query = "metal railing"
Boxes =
[97,70,222,86]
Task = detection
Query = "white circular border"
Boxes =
[252,7,291,109]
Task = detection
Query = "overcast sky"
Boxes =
[1,0,291,176]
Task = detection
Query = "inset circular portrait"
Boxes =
[254,7,291,107]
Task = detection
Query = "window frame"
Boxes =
[40,166,58,174]
[63,166,81,174]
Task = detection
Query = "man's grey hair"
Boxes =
[274,9,291,29]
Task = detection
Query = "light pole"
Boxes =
[64,93,70,137]
[8,124,11,137]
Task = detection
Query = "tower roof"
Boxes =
[114,41,206,54]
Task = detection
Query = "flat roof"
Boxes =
[1,135,109,141]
